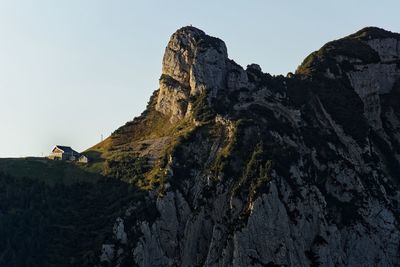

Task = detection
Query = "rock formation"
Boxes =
[156,27,228,123]
[96,26,400,267]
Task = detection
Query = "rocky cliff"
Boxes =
[94,26,400,267]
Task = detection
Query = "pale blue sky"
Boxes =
[0,0,398,157]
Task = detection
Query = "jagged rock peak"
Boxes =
[156,26,229,123]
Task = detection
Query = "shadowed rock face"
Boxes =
[98,27,400,267]
[347,33,400,129]
[297,27,400,130]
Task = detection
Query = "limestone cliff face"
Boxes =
[99,27,400,267]
[156,26,228,123]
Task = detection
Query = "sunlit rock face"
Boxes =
[156,26,228,123]
[101,27,400,267]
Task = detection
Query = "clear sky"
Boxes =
[0,0,398,157]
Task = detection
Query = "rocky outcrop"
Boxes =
[156,26,229,123]
[99,27,400,267]
[297,27,400,130]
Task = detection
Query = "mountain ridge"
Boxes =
[79,26,400,266]
[2,26,398,266]
[88,25,400,181]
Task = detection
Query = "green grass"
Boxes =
[0,157,104,186]
[85,91,176,165]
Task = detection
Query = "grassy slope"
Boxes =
[0,157,103,185]
[84,90,198,189]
